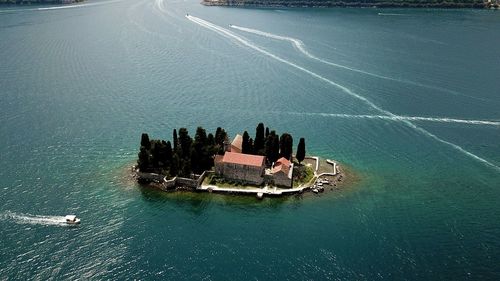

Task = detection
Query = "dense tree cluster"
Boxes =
[137,127,227,177]
[238,123,305,165]
[137,123,307,176]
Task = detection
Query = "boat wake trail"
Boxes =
[377,13,408,16]
[0,0,122,13]
[229,24,486,102]
[155,0,167,13]
[1,211,69,227]
[290,112,500,127]
[187,15,500,172]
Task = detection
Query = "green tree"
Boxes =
[265,131,280,164]
[207,133,217,156]
[193,127,211,173]
[272,133,280,164]
[254,123,265,154]
[137,146,150,171]
[181,158,192,177]
[279,133,293,160]
[207,133,215,146]
[214,127,227,155]
[141,133,151,149]
[172,129,178,150]
[296,138,306,164]
[178,128,192,159]
[242,131,251,154]
[150,140,162,167]
[165,141,173,164]
[169,153,180,176]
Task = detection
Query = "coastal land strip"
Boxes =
[201,0,499,9]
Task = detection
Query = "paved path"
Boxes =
[198,184,308,196]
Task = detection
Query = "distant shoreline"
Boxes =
[0,0,84,5]
[201,0,499,9]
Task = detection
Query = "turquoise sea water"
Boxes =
[1,1,499,279]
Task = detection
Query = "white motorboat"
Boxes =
[65,215,80,225]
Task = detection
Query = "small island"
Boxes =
[202,0,499,9]
[134,123,344,199]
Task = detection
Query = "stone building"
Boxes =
[214,135,294,187]
[214,151,265,185]
[270,157,293,187]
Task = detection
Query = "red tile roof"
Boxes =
[272,157,292,174]
[231,134,243,152]
[222,152,265,167]
[276,157,291,166]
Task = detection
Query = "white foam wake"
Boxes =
[154,0,167,13]
[2,211,70,227]
[186,15,500,172]
[293,112,500,126]
[378,13,407,16]
[229,24,487,102]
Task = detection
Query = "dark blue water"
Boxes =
[1,1,499,279]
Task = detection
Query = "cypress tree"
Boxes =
[249,138,254,154]
[296,138,306,164]
[207,133,215,146]
[193,127,210,173]
[265,133,273,161]
[214,127,227,155]
[279,133,293,160]
[173,129,178,150]
[271,133,280,164]
[265,131,280,164]
[165,141,173,164]
[242,131,251,154]
[170,153,179,176]
[215,127,223,145]
[141,133,151,150]
[150,140,162,167]
[254,123,265,154]
[178,128,192,159]
[137,146,150,171]
[181,159,191,177]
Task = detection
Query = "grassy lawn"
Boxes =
[293,164,315,187]
[203,174,264,189]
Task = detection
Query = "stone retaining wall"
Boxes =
[136,170,211,191]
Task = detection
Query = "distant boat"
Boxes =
[65,215,80,225]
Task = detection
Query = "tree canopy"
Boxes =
[296,138,306,164]
[137,123,306,177]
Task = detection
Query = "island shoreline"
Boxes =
[132,156,352,199]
